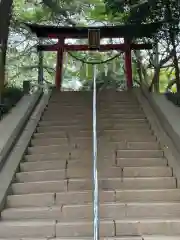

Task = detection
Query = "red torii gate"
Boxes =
[26,22,162,90]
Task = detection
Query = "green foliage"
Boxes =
[0,84,24,117]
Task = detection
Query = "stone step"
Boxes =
[33,132,156,142]
[31,137,69,146]
[16,166,172,183]
[67,177,176,191]
[28,145,72,155]
[31,138,154,149]
[55,219,180,237]
[1,237,175,240]
[39,118,148,126]
[6,190,114,208]
[117,158,167,167]
[11,177,176,195]
[27,147,116,158]
[66,166,172,179]
[16,170,66,182]
[42,113,146,121]
[102,134,157,142]
[115,219,180,236]
[34,131,67,138]
[35,131,93,138]
[26,145,161,157]
[117,150,163,158]
[3,203,180,221]
[24,153,69,162]
[101,129,152,137]
[22,157,167,172]
[37,125,150,133]
[0,238,145,240]
[45,107,142,113]
[8,189,180,209]
[0,220,55,238]
[37,125,92,132]
[20,160,67,171]
[143,236,180,240]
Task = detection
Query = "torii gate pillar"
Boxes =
[55,38,64,90]
[124,38,133,89]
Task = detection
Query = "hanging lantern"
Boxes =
[88,29,100,50]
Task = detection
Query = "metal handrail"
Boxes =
[92,65,99,240]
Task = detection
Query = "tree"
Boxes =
[104,0,180,92]
[0,0,13,95]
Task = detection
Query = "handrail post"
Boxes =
[93,64,99,240]
[38,39,44,85]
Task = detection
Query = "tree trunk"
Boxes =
[153,42,159,92]
[0,0,13,97]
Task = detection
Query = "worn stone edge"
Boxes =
[0,90,43,171]
[134,86,180,187]
[0,90,51,211]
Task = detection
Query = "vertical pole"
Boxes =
[124,38,133,89]
[154,42,159,92]
[38,42,44,85]
[92,64,99,240]
[55,38,64,90]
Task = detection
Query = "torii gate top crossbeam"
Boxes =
[25,22,162,39]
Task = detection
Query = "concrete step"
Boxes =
[42,114,146,121]
[39,118,148,126]
[1,237,175,240]
[11,177,176,195]
[7,189,180,209]
[3,203,180,220]
[11,180,67,194]
[16,169,66,182]
[142,236,180,240]
[6,190,114,208]
[122,166,172,177]
[101,129,152,136]
[27,147,117,158]
[6,193,55,208]
[115,219,180,236]
[16,166,172,183]
[20,160,67,171]
[24,153,69,162]
[68,177,176,191]
[66,166,172,179]
[37,125,92,132]
[35,130,93,138]
[21,157,168,172]
[104,134,157,142]
[34,131,67,138]
[117,158,167,167]
[115,189,180,202]
[37,125,150,133]
[0,220,55,238]
[29,139,159,151]
[98,113,146,119]
[33,132,156,142]
[117,150,163,158]
[28,145,71,155]
[55,219,180,237]
[31,137,69,146]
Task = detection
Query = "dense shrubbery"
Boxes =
[165,92,180,107]
[0,85,24,118]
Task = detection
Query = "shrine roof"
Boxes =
[25,22,162,39]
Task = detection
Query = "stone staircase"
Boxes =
[0,90,180,239]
